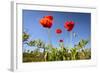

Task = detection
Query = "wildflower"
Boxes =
[55,28,62,34]
[59,39,63,42]
[64,21,75,31]
[40,18,52,28]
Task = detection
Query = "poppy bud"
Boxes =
[55,28,62,34]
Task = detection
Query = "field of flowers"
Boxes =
[22,15,91,62]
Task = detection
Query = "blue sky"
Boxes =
[22,10,91,51]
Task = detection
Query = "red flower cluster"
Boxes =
[40,15,53,28]
[55,28,62,34]
[64,21,75,31]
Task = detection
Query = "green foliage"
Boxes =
[27,39,45,48]
[23,39,91,62]
[74,39,88,49]
[23,32,29,42]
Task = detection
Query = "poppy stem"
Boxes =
[57,34,60,48]
[70,31,72,49]
[47,29,52,47]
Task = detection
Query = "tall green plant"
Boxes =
[75,39,88,50]
[23,32,29,42]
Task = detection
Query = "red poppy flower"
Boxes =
[64,21,75,31]
[44,15,53,21]
[40,18,53,28]
[59,39,63,42]
[55,28,62,34]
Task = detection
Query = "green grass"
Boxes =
[23,48,91,62]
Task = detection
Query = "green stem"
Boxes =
[47,29,52,47]
[70,31,72,49]
[72,55,76,60]
[57,34,61,48]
